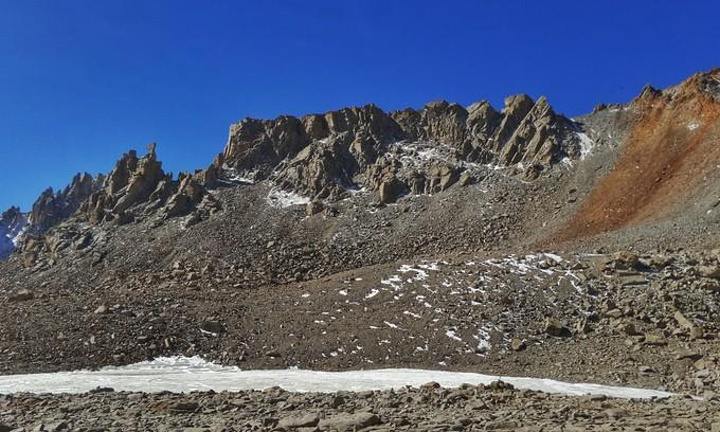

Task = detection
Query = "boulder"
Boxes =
[318,412,381,431]
[9,289,34,302]
[277,413,319,429]
[543,317,572,337]
[306,201,324,216]
[378,177,406,204]
[511,338,526,351]
[169,401,199,413]
[200,320,225,334]
[699,266,720,279]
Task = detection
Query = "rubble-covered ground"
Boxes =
[1,384,718,431]
[2,219,719,399]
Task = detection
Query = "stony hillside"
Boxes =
[0,68,718,399]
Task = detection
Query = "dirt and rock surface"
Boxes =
[0,69,719,429]
[1,384,718,431]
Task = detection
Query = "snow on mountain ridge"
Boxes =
[0,207,28,259]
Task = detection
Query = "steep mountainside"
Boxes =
[553,71,720,243]
[0,69,718,399]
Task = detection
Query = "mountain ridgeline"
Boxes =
[1,92,591,258]
[1,68,719,266]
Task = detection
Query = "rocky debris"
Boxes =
[200,320,225,335]
[2,245,719,399]
[0,385,717,431]
[169,401,199,413]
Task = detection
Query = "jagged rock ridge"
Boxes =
[5,69,717,262]
[28,172,104,235]
[0,93,601,260]
[222,95,588,203]
[17,143,222,266]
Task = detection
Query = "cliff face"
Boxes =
[221,95,587,202]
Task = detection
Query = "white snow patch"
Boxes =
[576,132,595,160]
[266,188,311,208]
[0,356,675,398]
[544,253,563,263]
[226,173,256,184]
[199,329,218,337]
[473,327,492,354]
[445,330,463,342]
[365,289,380,299]
[380,275,402,290]
[687,121,700,131]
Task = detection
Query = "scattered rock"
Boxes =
[169,401,199,413]
[318,412,381,431]
[543,317,572,337]
[199,320,225,334]
[9,289,34,302]
[511,338,526,351]
[278,413,319,429]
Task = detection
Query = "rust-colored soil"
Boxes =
[554,76,720,242]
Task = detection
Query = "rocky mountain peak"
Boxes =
[14,144,221,266]
[78,143,218,226]
[28,172,103,235]
[222,95,588,203]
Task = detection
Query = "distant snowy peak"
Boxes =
[0,206,29,259]
[0,171,103,260]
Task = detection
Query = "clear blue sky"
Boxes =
[1,1,718,211]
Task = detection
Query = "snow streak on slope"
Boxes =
[0,356,673,399]
[266,187,311,208]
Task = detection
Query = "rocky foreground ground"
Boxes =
[2,248,719,397]
[1,383,718,432]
